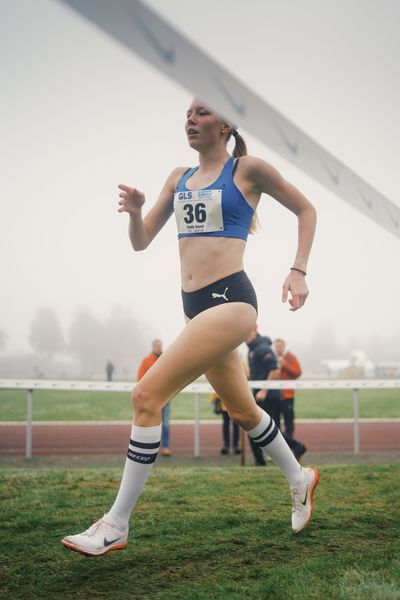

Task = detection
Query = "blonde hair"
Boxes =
[226,129,258,234]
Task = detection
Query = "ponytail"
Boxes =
[231,130,247,158]
[227,129,258,234]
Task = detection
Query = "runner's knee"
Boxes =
[227,407,245,424]
[227,405,260,430]
[131,384,161,419]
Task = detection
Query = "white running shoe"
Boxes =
[61,514,128,556]
[291,467,319,533]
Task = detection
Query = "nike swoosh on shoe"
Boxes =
[104,536,122,547]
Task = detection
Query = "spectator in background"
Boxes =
[106,361,115,382]
[274,338,302,438]
[246,326,306,465]
[137,340,171,456]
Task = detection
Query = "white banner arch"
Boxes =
[59,0,399,238]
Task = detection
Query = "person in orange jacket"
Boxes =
[274,338,302,438]
[137,339,171,456]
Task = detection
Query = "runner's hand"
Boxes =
[282,271,309,311]
[118,185,145,215]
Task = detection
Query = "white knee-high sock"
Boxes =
[107,424,161,528]
[247,411,305,488]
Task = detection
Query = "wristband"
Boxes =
[290,267,307,276]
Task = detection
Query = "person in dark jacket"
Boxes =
[246,326,306,465]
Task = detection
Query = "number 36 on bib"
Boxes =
[174,189,224,234]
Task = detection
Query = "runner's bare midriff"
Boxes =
[179,236,246,292]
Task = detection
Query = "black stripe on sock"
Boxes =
[129,439,160,450]
[257,424,279,447]
[251,419,274,442]
[127,449,158,464]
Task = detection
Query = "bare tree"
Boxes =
[104,306,147,376]
[68,308,106,377]
[29,308,65,359]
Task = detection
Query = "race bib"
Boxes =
[174,189,224,234]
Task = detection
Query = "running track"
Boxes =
[1,420,399,455]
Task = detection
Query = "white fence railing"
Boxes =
[1,378,399,459]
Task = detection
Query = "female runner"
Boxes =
[62,99,318,556]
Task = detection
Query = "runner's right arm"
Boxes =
[118,167,188,251]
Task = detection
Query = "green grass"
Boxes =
[0,388,399,422]
[1,464,399,599]
[295,388,400,419]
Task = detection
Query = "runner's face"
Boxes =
[185,101,223,149]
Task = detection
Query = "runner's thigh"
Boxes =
[137,303,257,403]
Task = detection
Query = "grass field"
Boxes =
[0,388,399,422]
[1,464,399,599]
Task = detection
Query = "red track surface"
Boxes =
[1,421,399,455]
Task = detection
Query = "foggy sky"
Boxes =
[1,0,400,359]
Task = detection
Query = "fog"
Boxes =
[1,0,399,378]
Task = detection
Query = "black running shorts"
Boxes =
[181,270,258,320]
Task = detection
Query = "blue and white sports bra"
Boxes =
[174,156,254,241]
